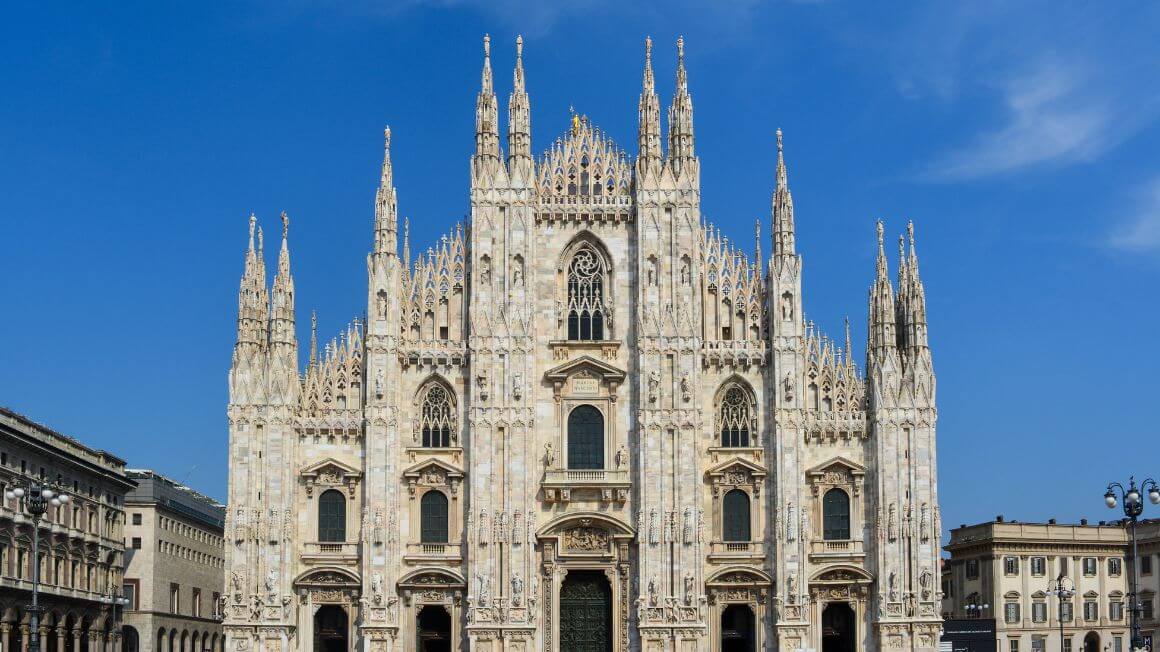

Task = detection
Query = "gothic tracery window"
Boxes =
[566,244,609,341]
[418,382,456,448]
[718,384,754,447]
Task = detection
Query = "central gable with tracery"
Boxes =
[536,117,632,207]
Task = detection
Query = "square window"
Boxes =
[1083,558,1097,576]
[1061,602,1073,622]
[1032,602,1047,623]
[131,537,141,549]
[1063,638,1072,652]
[132,513,142,525]
[1005,603,1021,623]
[1005,556,1020,575]
[1108,557,1122,576]
[967,559,979,580]
[1031,557,1046,576]
[1010,640,1020,652]
[1142,555,1153,575]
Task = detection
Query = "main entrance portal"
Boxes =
[721,604,756,652]
[417,605,452,652]
[314,605,349,652]
[822,602,855,652]
[559,571,612,652]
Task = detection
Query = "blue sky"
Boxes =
[2,2,1158,535]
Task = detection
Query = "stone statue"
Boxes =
[787,572,797,603]
[647,370,660,403]
[888,571,898,601]
[544,442,556,468]
[511,574,524,606]
[479,257,491,284]
[477,573,490,607]
[512,372,523,401]
[512,259,523,287]
[615,444,628,469]
[683,573,695,605]
[920,503,930,541]
[374,368,384,398]
[373,509,384,545]
[679,259,690,285]
[649,509,659,544]
[479,509,490,545]
[371,573,383,604]
[683,506,694,544]
[265,569,277,599]
[801,508,811,542]
[781,292,793,320]
[888,504,898,541]
[231,571,245,603]
[680,372,691,402]
[919,569,933,599]
[787,502,796,541]
[648,577,659,606]
[783,372,795,403]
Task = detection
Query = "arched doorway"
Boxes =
[822,602,855,652]
[1083,632,1100,652]
[121,626,139,652]
[559,571,612,652]
[721,604,755,652]
[417,605,451,652]
[313,605,349,652]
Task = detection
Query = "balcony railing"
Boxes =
[301,541,359,564]
[808,538,865,558]
[708,541,765,560]
[541,469,630,504]
[403,542,462,562]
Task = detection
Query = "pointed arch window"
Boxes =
[566,244,609,341]
[420,491,449,544]
[318,490,346,542]
[823,488,850,540]
[723,489,751,542]
[718,384,754,447]
[418,383,456,448]
[567,405,604,470]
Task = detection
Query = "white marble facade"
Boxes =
[222,36,942,652]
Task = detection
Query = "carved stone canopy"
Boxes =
[397,568,465,607]
[705,567,772,605]
[536,512,634,558]
[300,458,362,498]
[706,458,767,486]
[809,565,874,589]
[543,355,626,401]
[805,456,866,496]
[401,458,464,499]
[294,567,362,590]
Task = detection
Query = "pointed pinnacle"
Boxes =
[248,213,257,251]
[281,211,289,242]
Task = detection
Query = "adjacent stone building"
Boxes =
[122,470,226,652]
[943,518,1132,652]
[222,37,943,652]
[0,407,134,652]
[1129,519,1158,652]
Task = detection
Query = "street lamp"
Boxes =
[1046,574,1076,652]
[5,480,69,652]
[965,598,990,619]
[1104,476,1160,652]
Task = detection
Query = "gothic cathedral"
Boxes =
[223,36,942,652]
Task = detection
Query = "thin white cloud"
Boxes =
[1108,176,1160,252]
[923,61,1116,180]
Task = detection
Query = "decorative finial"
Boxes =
[776,128,783,152]
[516,34,523,58]
[898,234,906,263]
[248,213,256,249]
[876,219,884,246]
[257,226,264,253]
[483,34,490,57]
[677,35,684,60]
[384,126,391,149]
[646,36,652,60]
[907,220,915,247]
[281,211,289,239]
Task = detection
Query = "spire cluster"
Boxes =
[867,219,929,367]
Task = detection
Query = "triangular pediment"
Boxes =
[805,456,866,479]
[402,457,464,480]
[544,355,626,383]
[300,457,362,479]
[706,457,768,479]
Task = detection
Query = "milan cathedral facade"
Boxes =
[222,36,942,652]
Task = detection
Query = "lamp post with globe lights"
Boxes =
[1103,476,1160,652]
[965,597,989,619]
[1045,574,1076,652]
[5,481,70,652]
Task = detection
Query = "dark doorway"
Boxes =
[313,605,349,652]
[721,604,756,652]
[1083,632,1099,652]
[121,626,140,652]
[417,605,452,652]
[559,570,612,652]
[822,602,856,652]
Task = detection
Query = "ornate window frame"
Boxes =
[402,459,464,562]
[556,235,615,343]
[804,457,865,544]
[705,458,767,561]
[411,377,459,449]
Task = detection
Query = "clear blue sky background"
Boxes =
[2,3,1158,535]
